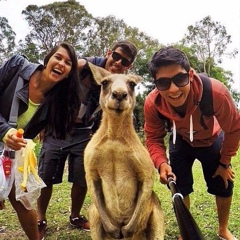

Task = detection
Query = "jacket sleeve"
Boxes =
[144,95,168,170]
[0,55,24,92]
[0,55,25,140]
[212,79,240,165]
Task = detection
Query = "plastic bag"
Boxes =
[0,148,16,201]
[15,139,46,210]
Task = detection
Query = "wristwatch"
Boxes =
[219,162,231,169]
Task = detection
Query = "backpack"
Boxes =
[158,73,214,132]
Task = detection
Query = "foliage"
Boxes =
[134,94,145,131]
[83,15,128,57]
[0,17,16,64]
[17,0,162,78]
[20,0,94,61]
[181,15,238,75]
[1,151,239,239]
[175,43,240,105]
[179,15,240,105]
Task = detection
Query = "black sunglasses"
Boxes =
[154,72,189,91]
[111,51,132,67]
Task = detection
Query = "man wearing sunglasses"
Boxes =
[37,40,137,239]
[144,46,240,240]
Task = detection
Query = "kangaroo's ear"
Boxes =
[88,62,111,85]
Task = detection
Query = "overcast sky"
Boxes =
[0,0,239,90]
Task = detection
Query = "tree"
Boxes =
[0,17,16,64]
[123,25,162,77]
[81,15,128,57]
[181,15,238,75]
[179,15,240,105]
[20,0,94,61]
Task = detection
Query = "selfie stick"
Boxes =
[167,177,205,240]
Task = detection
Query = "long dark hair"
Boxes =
[43,42,81,139]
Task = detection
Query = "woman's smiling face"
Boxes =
[45,47,72,83]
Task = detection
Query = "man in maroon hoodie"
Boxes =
[144,46,240,240]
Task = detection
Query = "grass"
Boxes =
[0,151,239,240]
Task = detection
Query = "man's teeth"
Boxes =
[170,94,181,99]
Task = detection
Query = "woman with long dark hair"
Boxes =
[0,42,81,240]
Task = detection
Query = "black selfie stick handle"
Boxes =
[167,177,206,240]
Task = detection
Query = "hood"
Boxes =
[19,62,43,81]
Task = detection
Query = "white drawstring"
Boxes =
[172,115,193,145]
[190,115,193,142]
[173,120,176,144]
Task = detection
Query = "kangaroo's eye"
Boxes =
[101,79,109,90]
[101,80,108,86]
[129,81,136,91]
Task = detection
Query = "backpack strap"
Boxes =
[198,73,214,130]
[8,57,29,128]
[157,112,172,132]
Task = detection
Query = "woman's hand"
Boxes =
[5,130,26,151]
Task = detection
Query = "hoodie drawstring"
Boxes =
[190,114,193,142]
[172,115,193,145]
[173,120,176,144]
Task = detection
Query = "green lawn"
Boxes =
[0,151,239,240]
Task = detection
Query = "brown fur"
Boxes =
[84,63,165,240]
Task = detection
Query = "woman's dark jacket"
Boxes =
[0,55,48,140]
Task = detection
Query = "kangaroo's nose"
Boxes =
[112,90,128,101]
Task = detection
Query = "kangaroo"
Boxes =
[84,63,165,240]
